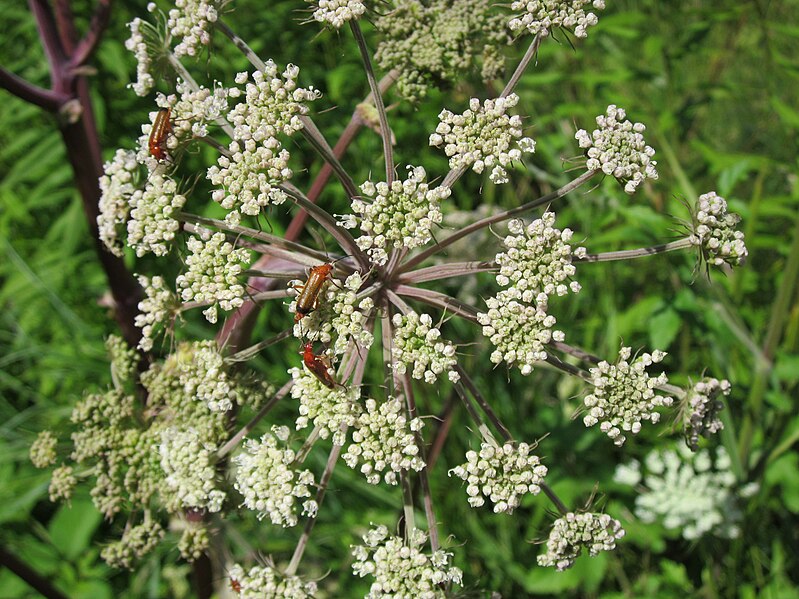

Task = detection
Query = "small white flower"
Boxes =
[690,192,748,267]
[176,232,251,322]
[100,518,164,569]
[125,18,156,96]
[98,149,140,256]
[310,0,366,28]
[30,431,58,469]
[477,288,563,375]
[575,105,658,194]
[342,166,449,266]
[135,275,179,351]
[617,445,750,540]
[391,312,459,384]
[430,94,535,184]
[126,173,187,257]
[233,431,317,527]
[509,0,605,39]
[582,346,672,446]
[683,377,729,451]
[352,525,463,597]
[496,213,584,297]
[167,0,221,58]
[537,511,624,571]
[159,427,225,513]
[449,440,547,513]
[290,367,362,445]
[343,397,425,485]
[228,563,317,598]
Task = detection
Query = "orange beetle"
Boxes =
[301,342,342,389]
[229,577,241,593]
[293,263,334,323]
[148,107,172,161]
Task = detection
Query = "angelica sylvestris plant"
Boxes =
[30,0,751,595]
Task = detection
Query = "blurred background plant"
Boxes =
[1,0,798,597]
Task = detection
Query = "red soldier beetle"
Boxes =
[229,577,242,593]
[300,342,344,389]
[293,263,334,323]
[148,107,173,161]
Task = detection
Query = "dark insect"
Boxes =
[148,107,172,161]
[293,263,334,323]
[301,342,342,389]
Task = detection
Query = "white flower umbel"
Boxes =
[343,397,425,485]
[30,431,58,469]
[429,94,535,184]
[449,440,547,514]
[690,191,748,267]
[101,517,164,569]
[582,347,672,446]
[126,173,187,257]
[176,232,251,323]
[167,0,220,58]
[159,427,226,512]
[342,166,449,266]
[49,464,77,502]
[157,80,238,148]
[208,65,320,222]
[311,0,366,28]
[477,288,563,375]
[496,213,584,298]
[98,149,140,256]
[615,445,753,540]
[292,272,374,355]
[509,0,605,38]
[537,512,625,571]
[178,341,239,412]
[135,275,179,351]
[391,312,459,384]
[352,525,463,597]
[575,105,658,194]
[290,367,362,445]
[228,563,317,598]
[125,17,156,97]
[683,377,729,451]
[233,431,317,527]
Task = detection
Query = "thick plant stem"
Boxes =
[0,546,68,599]
[401,169,598,272]
[350,20,394,184]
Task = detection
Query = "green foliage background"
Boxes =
[1,0,798,597]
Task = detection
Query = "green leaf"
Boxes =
[48,499,103,560]
[648,306,682,349]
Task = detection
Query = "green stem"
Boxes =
[577,238,694,262]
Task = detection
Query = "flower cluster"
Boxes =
[167,0,220,58]
[101,518,165,570]
[375,0,510,101]
[227,563,317,598]
[582,347,672,445]
[125,16,157,97]
[135,275,179,351]
[126,173,187,257]
[178,341,238,412]
[683,377,729,451]
[30,431,58,469]
[537,512,625,571]
[290,367,362,445]
[106,334,140,387]
[292,271,374,355]
[161,80,237,145]
[509,0,605,38]
[49,465,77,502]
[341,166,449,266]
[208,65,319,223]
[449,440,547,513]
[391,312,459,383]
[177,521,210,561]
[311,0,366,28]
[614,445,756,540]
[477,288,563,375]
[159,427,225,512]
[430,94,535,184]
[233,429,317,527]
[176,232,251,323]
[575,105,658,194]
[352,525,463,597]
[98,149,140,256]
[690,191,748,267]
[343,397,425,485]
[496,213,584,298]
